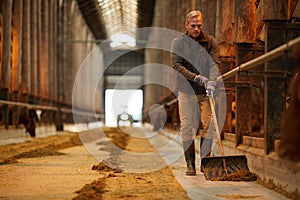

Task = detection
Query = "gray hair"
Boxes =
[185,10,202,23]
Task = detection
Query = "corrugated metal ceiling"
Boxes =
[78,0,155,40]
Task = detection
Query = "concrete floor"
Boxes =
[149,127,289,200]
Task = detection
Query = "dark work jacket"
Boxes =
[171,31,220,94]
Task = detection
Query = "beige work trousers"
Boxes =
[178,91,215,141]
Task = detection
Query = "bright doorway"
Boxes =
[105,89,143,127]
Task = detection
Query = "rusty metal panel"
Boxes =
[1,88,9,128]
[1,0,12,89]
[30,0,38,97]
[218,0,234,42]
[293,0,300,18]
[40,0,49,100]
[219,57,235,75]
[12,0,23,92]
[264,21,300,154]
[262,0,293,20]
[21,0,30,95]
[264,76,286,154]
[236,44,264,66]
[222,90,233,133]
[234,44,265,142]
[219,42,236,58]
[48,0,56,101]
[256,1,264,40]
[290,0,299,19]
[199,0,217,37]
[234,0,256,43]
[235,85,252,146]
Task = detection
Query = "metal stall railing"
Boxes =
[218,36,300,81]
[218,36,300,154]
[0,99,102,136]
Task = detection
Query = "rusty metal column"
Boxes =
[262,0,292,155]
[1,0,13,128]
[233,0,257,146]
[190,0,194,10]
[235,83,252,145]
[36,0,41,101]
[12,0,23,127]
[30,0,38,104]
[55,0,66,131]
[263,22,299,154]
[200,0,217,36]
[49,0,57,103]
[19,0,31,132]
[49,0,58,125]
[21,0,31,101]
[218,0,235,134]
[65,0,72,105]
[264,23,287,154]
[40,0,49,103]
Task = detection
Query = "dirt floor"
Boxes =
[0,127,190,200]
[74,127,189,200]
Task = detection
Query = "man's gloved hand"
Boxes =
[193,75,208,86]
[206,81,217,91]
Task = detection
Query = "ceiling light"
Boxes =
[110,33,136,48]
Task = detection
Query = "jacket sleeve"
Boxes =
[209,61,219,81]
[171,37,197,81]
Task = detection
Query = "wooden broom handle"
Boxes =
[208,92,225,156]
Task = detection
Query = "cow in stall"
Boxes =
[19,109,38,137]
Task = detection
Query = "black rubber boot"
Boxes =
[182,140,196,176]
[200,137,212,172]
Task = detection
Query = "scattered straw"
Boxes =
[211,170,257,181]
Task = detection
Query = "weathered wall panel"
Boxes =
[218,0,235,58]
[234,0,256,43]
[1,0,12,89]
[262,0,291,20]
[12,0,23,93]
[30,0,38,98]
[0,0,103,127]
[40,0,49,100]
[21,0,30,96]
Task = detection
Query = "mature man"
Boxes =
[171,10,220,175]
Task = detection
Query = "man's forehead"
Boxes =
[188,16,202,23]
